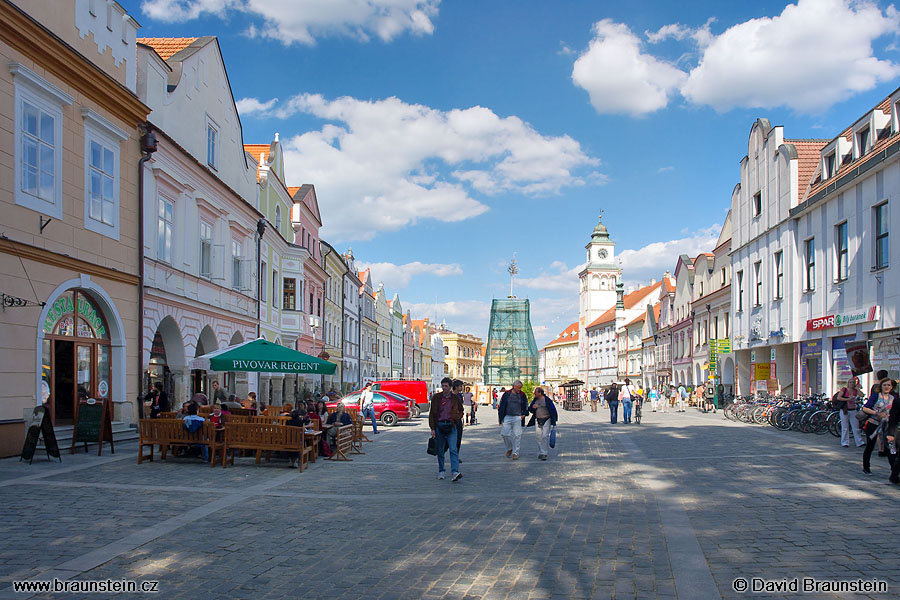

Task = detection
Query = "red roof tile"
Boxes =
[785,139,828,194]
[545,322,579,347]
[586,280,666,328]
[806,130,898,197]
[137,37,198,60]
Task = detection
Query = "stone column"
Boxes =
[170,369,188,406]
[259,375,271,406]
[271,374,284,406]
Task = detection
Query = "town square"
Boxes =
[1,1,899,598]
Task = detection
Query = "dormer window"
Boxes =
[856,126,869,158]
[824,152,836,179]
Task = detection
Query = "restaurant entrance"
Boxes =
[41,290,112,425]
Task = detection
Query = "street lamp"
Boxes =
[309,314,321,393]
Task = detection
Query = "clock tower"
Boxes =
[578,214,621,374]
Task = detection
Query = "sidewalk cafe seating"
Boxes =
[328,424,353,461]
[137,419,223,466]
[222,422,309,471]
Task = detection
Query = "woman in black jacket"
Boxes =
[605,383,620,424]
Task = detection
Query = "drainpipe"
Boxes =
[136,124,157,419]
[256,219,267,338]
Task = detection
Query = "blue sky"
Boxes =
[129,0,900,346]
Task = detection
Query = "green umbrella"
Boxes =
[191,338,336,374]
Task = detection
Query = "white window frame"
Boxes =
[231,240,242,290]
[260,260,267,302]
[835,221,849,282]
[206,116,219,170]
[773,250,783,300]
[200,220,213,279]
[874,201,889,270]
[82,109,128,239]
[11,63,73,220]
[804,237,816,292]
[753,261,762,307]
[157,196,174,264]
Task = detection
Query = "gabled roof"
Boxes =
[545,322,579,348]
[137,37,198,60]
[586,280,666,328]
[244,143,270,180]
[289,184,323,226]
[784,139,828,193]
[625,313,646,328]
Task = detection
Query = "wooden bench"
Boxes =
[222,423,309,471]
[328,424,353,461]
[137,419,223,466]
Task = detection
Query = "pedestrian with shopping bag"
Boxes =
[526,387,558,460]
[498,380,528,460]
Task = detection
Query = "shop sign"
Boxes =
[77,296,106,338]
[770,348,776,361]
[754,363,771,380]
[800,340,821,358]
[807,306,880,331]
[43,295,75,333]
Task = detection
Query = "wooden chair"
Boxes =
[350,413,366,455]
[328,424,353,461]
[158,411,177,419]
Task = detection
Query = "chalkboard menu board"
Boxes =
[71,399,114,455]
[20,406,61,463]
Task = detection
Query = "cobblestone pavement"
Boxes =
[0,407,896,599]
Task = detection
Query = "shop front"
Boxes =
[799,340,823,396]
[806,305,882,395]
[36,280,129,427]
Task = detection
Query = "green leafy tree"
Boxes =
[521,380,537,399]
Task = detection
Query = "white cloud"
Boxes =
[358,261,462,289]
[236,97,278,115]
[571,19,687,117]
[529,297,579,347]
[516,261,583,293]
[618,224,721,286]
[574,1,900,115]
[140,0,441,45]
[681,0,900,112]
[657,166,675,173]
[645,20,714,47]
[254,94,600,241]
[406,300,492,341]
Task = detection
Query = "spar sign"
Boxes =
[807,306,880,332]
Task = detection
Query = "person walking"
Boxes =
[498,380,528,460]
[526,387,558,460]
[861,378,896,476]
[668,385,677,413]
[885,394,900,484]
[589,387,599,412]
[834,377,865,448]
[677,384,687,412]
[648,386,660,412]
[453,380,466,456]
[492,388,499,410]
[605,383,619,424]
[621,378,634,424]
[463,387,474,425]
[359,382,379,435]
[429,377,463,481]
[703,383,717,413]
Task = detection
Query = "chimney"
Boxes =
[650,278,656,285]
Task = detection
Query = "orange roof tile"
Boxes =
[287,186,301,197]
[785,139,828,194]
[806,130,898,197]
[244,144,269,165]
[586,280,666,329]
[137,37,198,60]
[545,322,579,347]
[625,313,646,328]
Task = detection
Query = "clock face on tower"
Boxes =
[598,249,608,259]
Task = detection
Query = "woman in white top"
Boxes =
[835,377,865,448]
[621,378,634,424]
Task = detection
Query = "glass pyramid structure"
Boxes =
[483,298,539,385]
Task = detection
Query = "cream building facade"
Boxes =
[542,323,579,391]
[440,327,484,382]
[0,0,149,454]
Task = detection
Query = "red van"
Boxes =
[371,380,430,417]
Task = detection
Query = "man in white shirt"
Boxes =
[360,383,379,434]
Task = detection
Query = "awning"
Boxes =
[191,338,336,374]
